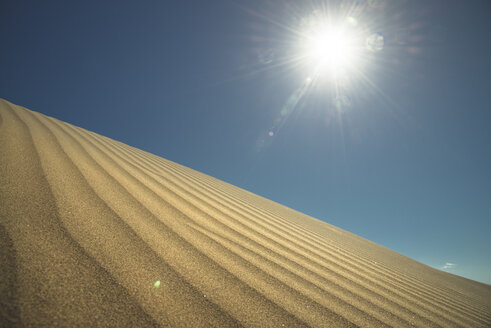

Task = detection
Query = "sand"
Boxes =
[0,98,490,327]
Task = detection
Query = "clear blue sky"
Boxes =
[1,0,490,284]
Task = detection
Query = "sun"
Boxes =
[305,23,359,75]
[250,4,387,145]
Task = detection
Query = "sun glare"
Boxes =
[305,24,358,75]
[251,4,389,151]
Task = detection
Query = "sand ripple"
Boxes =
[1,99,490,327]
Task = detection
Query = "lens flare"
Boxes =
[366,33,384,52]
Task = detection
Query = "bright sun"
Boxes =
[258,5,386,142]
[305,24,358,75]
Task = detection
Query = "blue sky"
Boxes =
[1,0,490,284]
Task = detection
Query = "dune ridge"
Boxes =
[0,99,490,327]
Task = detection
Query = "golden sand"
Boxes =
[1,99,490,327]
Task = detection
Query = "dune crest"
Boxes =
[1,99,490,327]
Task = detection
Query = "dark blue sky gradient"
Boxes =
[2,0,490,284]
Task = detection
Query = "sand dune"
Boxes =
[0,99,490,327]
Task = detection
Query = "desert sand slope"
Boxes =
[0,99,490,328]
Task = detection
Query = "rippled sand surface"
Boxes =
[1,99,490,327]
